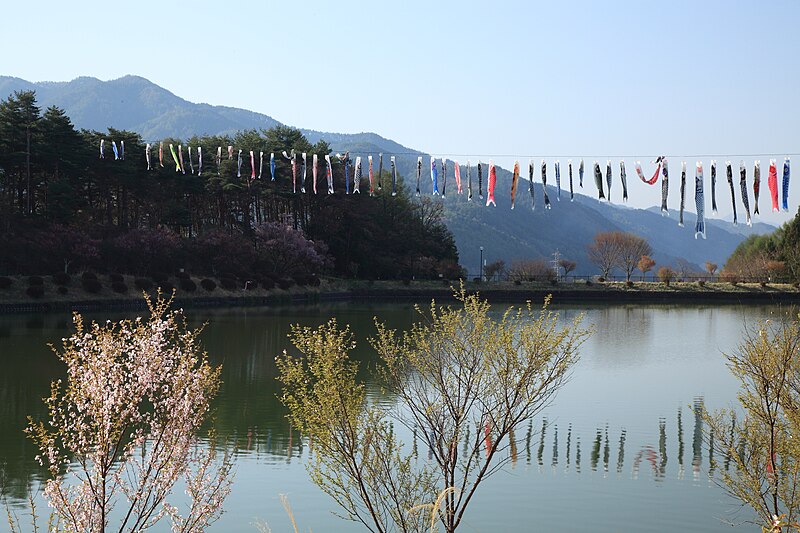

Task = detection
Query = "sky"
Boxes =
[2,0,799,224]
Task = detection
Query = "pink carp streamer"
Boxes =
[159,142,164,168]
[768,159,779,212]
[486,161,497,207]
[454,161,462,194]
[250,151,256,180]
[634,157,662,185]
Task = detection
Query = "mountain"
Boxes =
[0,75,775,275]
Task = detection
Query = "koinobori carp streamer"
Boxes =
[466,161,472,200]
[555,161,561,200]
[390,156,397,196]
[635,157,662,185]
[579,159,584,188]
[145,143,151,170]
[679,161,686,227]
[753,160,761,215]
[593,161,604,200]
[454,161,462,194]
[353,156,362,194]
[605,160,612,201]
[768,159,779,212]
[619,160,628,202]
[782,157,791,211]
[726,161,737,225]
[270,152,276,182]
[511,160,519,209]
[695,161,706,239]
[300,152,307,192]
[169,144,180,172]
[368,155,375,196]
[198,146,203,176]
[542,160,552,208]
[416,156,422,196]
[740,161,751,226]
[441,159,447,197]
[660,158,669,215]
[568,160,574,201]
[313,154,319,194]
[711,160,718,213]
[325,154,334,193]
[486,160,497,207]
[431,156,439,195]
[528,160,535,209]
[237,149,242,178]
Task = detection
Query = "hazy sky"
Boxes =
[3,0,799,224]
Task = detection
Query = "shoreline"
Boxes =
[1,276,799,315]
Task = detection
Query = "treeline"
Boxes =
[0,90,460,280]
[722,207,800,282]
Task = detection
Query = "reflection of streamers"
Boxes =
[484,420,493,458]
[590,429,601,471]
[616,429,626,474]
[509,427,518,467]
[550,425,558,468]
[537,418,547,467]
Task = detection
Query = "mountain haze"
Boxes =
[0,75,775,274]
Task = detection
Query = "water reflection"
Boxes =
[0,302,778,532]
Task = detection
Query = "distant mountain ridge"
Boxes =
[0,75,776,274]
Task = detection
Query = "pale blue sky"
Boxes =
[2,0,799,223]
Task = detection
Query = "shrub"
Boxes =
[260,278,275,291]
[57,286,68,295]
[220,278,237,291]
[152,272,169,284]
[697,280,706,287]
[200,279,217,292]
[308,275,321,287]
[111,282,128,294]
[402,278,411,286]
[28,275,44,286]
[175,271,191,280]
[625,280,633,288]
[179,279,197,292]
[514,280,522,286]
[26,285,44,298]
[0,277,12,289]
[81,272,97,282]
[657,267,676,286]
[82,278,102,293]
[760,281,768,288]
[597,277,605,283]
[472,277,481,283]
[134,278,153,291]
[53,272,71,286]
[109,273,124,283]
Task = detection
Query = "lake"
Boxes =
[0,300,780,532]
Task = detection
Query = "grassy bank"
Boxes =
[1,275,799,314]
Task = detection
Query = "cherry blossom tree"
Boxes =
[24,295,233,533]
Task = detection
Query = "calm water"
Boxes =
[0,301,784,532]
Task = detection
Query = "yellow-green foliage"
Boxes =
[278,288,590,533]
[705,313,800,531]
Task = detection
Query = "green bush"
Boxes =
[220,278,237,291]
[200,279,216,292]
[260,278,275,290]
